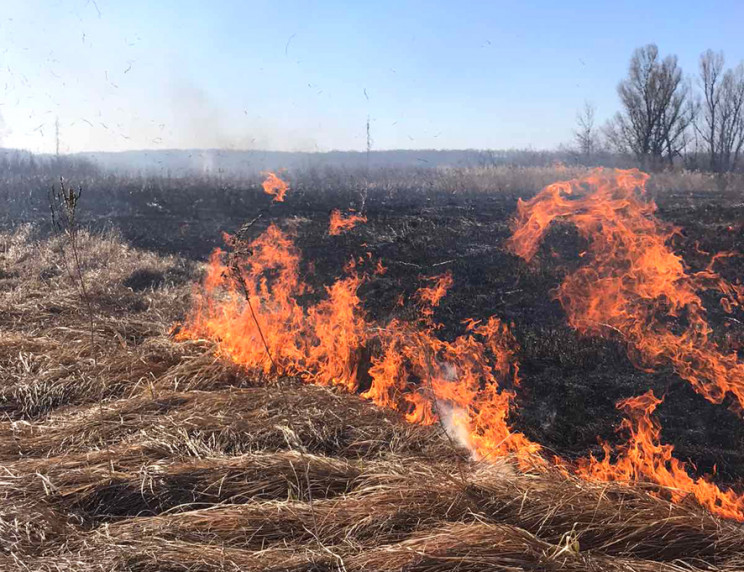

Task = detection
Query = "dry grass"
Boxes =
[325,165,744,198]
[2,225,744,571]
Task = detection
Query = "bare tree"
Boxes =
[574,102,600,163]
[697,50,744,173]
[698,50,724,171]
[720,64,744,171]
[608,44,695,170]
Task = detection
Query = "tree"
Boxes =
[573,102,600,163]
[608,44,695,170]
[697,50,744,173]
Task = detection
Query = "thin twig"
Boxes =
[230,261,279,374]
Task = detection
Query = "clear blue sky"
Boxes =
[1,0,742,153]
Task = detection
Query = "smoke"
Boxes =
[168,79,319,161]
[437,400,476,458]
[431,361,475,456]
[0,109,8,147]
[170,81,230,149]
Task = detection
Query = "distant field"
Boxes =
[3,165,743,257]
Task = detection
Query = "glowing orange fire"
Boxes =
[328,209,368,235]
[577,390,744,521]
[178,167,744,522]
[507,168,744,411]
[363,271,540,464]
[183,225,365,391]
[178,223,538,464]
[262,172,289,202]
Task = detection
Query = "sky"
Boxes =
[0,0,742,154]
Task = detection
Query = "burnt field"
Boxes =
[1,166,744,571]
[14,166,740,474]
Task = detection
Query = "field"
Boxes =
[1,166,744,571]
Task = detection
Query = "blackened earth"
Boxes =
[8,178,744,483]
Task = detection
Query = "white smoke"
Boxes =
[434,361,518,476]
[437,401,475,457]
[432,360,476,456]
[167,79,319,156]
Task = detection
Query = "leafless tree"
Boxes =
[574,102,600,163]
[697,50,744,173]
[607,44,695,170]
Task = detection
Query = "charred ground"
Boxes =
[24,168,741,477]
[4,168,744,476]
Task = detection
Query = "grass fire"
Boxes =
[3,6,744,569]
[4,161,743,571]
[177,170,744,521]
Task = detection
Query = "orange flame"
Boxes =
[417,271,454,309]
[577,390,744,521]
[177,168,744,522]
[182,225,364,390]
[507,168,744,410]
[178,224,538,465]
[364,316,540,465]
[262,172,289,202]
[328,209,368,235]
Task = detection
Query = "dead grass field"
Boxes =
[2,216,744,571]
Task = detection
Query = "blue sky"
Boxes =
[1,0,742,153]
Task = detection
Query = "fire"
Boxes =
[328,209,367,235]
[178,224,538,464]
[409,271,454,320]
[507,168,744,520]
[262,172,289,202]
[365,316,541,465]
[577,390,744,521]
[178,167,744,522]
[417,271,454,310]
[363,272,540,464]
[507,168,744,410]
[182,224,365,390]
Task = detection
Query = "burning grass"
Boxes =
[2,170,744,571]
[175,170,744,521]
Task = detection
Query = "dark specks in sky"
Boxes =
[285,33,296,56]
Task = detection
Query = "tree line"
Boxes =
[573,44,744,173]
[0,149,100,177]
